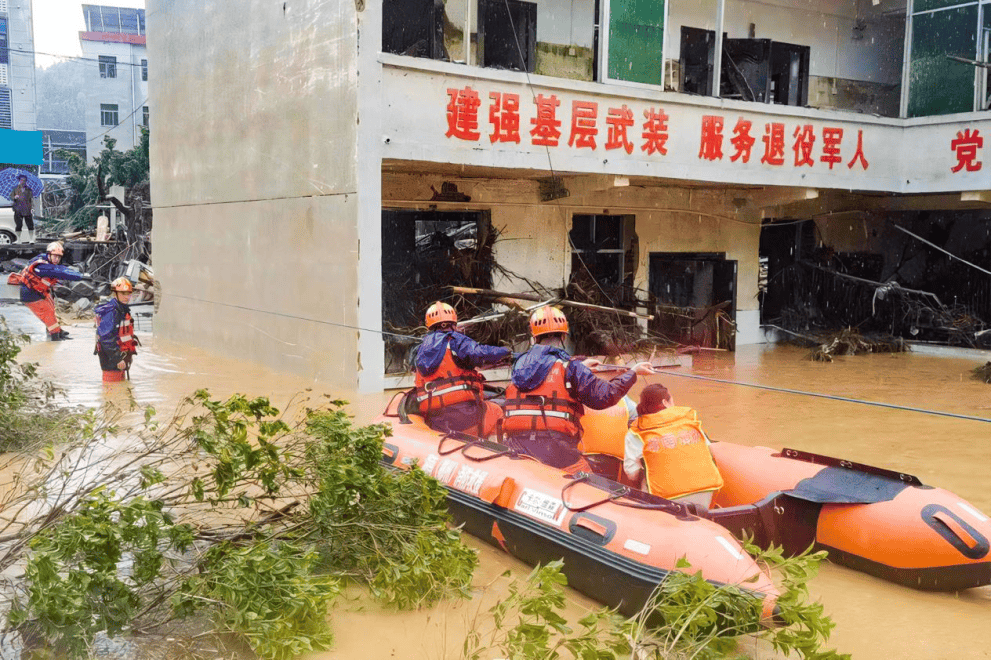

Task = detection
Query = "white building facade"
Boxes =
[148,0,991,393]
[79,4,147,153]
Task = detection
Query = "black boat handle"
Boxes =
[561,472,629,513]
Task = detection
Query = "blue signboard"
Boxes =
[0,128,43,165]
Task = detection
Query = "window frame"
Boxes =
[99,55,117,79]
[142,106,149,127]
[141,59,148,82]
[100,103,119,127]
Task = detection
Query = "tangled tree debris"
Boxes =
[972,362,991,384]
[782,326,910,362]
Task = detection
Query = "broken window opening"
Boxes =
[381,209,494,374]
[648,252,737,350]
[569,214,638,309]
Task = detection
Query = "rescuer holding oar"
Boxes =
[414,301,510,436]
[501,306,654,473]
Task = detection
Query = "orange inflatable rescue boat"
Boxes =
[579,401,991,592]
[377,391,780,620]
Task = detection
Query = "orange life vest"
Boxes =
[502,360,583,438]
[95,306,137,356]
[578,396,635,458]
[414,344,483,413]
[630,407,724,499]
[10,260,57,296]
[117,311,137,354]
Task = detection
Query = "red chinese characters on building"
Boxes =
[730,118,755,163]
[530,94,562,147]
[847,129,869,170]
[950,129,983,173]
[445,86,482,141]
[641,108,670,156]
[761,123,786,165]
[489,92,521,144]
[605,105,635,154]
[820,127,843,169]
[792,125,815,167]
[698,115,725,161]
[568,101,599,149]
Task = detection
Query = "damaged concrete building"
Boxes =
[149,0,991,392]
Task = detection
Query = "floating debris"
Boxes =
[802,328,909,362]
[972,362,991,384]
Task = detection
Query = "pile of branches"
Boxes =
[783,327,909,362]
[972,362,991,384]
[0,390,477,659]
[771,261,988,348]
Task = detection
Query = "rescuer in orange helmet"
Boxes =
[500,306,654,473]
[9,241,91,341]
[413,301,510,436]
[94,277,138,382]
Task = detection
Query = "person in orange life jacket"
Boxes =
[623,383,724,511]
[94,278,138,381]
[501,306,655,473]
[14,242,90,341]
[414,301,510,436]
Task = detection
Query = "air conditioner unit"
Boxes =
[0,64,8,87]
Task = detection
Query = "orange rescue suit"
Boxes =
[629,407,724,499]
[414,344,484,413]
[578,396,635,458]
[502,360,583,438]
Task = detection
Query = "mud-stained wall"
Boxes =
[382,173,765,343]
[148,0,361,389]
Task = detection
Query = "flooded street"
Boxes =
[3,303,990,659]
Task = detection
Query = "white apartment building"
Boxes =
[0,0,39,176]
[149,0,991,392]
[79,4,147,153]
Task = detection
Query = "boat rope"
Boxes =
[657,371,991,424]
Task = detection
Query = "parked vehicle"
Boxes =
[0,206,18,244]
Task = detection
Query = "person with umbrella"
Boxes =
[9,241,91,341]
[11,173,36,243]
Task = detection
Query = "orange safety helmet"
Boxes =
[111,277,134,293]
[425,301,457,328]
[529,306,569,337]
[46,242,64,256]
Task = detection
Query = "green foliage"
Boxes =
[174,541,339,660]
[187,389,299,501]
[8,489,196,658]
[465,546,849,660]
[462,561,631,660]
[5,391,479,658]
[0,322,83,451]
[306,407,478,608]
[58,130,149,228]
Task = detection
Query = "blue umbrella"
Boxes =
[0,168,45,201]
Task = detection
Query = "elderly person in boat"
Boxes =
[501,306,654,474]
[624,384,724,511]
[413,301,510,437]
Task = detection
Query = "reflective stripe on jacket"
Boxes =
[414,341,483,413]
[629,407,723,499]
[503,360,583,438]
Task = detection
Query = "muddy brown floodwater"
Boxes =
[7,307,991,660]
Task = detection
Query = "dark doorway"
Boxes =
[382,0,447,60]
[680,26,717,95]
[381,209,493,374]
[479,0,537,72]
[569,214,638,308]
[648,252,737,349]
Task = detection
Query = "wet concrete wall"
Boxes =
[148,0,362,389]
